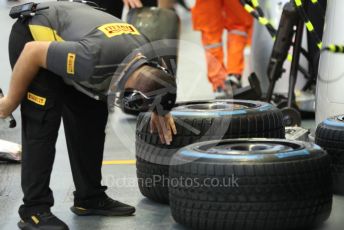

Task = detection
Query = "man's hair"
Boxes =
[133,64,177,114]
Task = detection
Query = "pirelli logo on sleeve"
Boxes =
[98,23,140,38]
[67,53,76,75]
[27,92,46,106]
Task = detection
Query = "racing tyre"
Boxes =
[169,139,333,230]
[136,100,285,203]
[316,115,344,194]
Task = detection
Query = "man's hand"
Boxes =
[123,0,143,8]
[150,112,177,145]
[0,97,15,119]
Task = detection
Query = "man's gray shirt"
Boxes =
[28,1,151,97]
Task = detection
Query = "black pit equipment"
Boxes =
[9,2,49,19]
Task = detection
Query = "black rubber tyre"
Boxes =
[136,157,169,202]
[136,100,285,203]
[315,115,344,194]
[169,139,333,230]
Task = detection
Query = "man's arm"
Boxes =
[0,41,51,118]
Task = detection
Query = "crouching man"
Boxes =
[0,1,177,229]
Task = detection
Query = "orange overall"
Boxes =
[192,0,253,90]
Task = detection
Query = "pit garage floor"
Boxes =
[0,1,344,230]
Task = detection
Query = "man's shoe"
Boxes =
[71,196,136,216]
[214,86,233,99]
[225,74,242,91]
[18,212,69,230]
[214,87,228,99]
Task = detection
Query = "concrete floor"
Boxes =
[0,1,344,230]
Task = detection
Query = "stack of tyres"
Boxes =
[169,139,333,230]
[316,115,344,194]
[135,100,285,203]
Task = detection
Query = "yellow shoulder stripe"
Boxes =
[29,25,64,42]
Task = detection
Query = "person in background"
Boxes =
[191,0,253,98]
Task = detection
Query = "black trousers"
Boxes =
[92,0,157,18]
[9,20,109,218]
